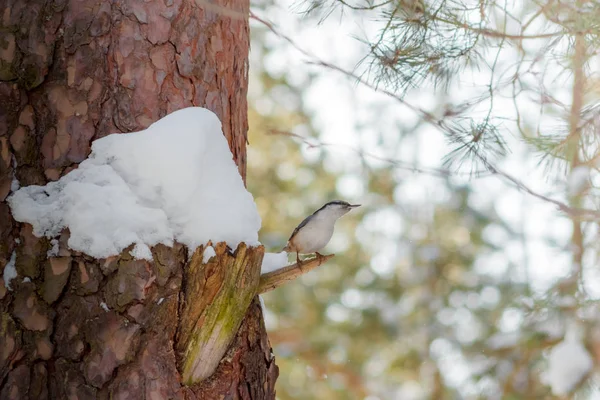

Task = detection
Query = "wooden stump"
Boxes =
[176,242,264,384]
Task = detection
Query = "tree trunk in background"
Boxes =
[0,0,278,398]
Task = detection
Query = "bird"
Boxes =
[283,200,361,265]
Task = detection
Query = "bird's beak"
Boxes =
[349,204,361,208]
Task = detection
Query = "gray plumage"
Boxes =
[283,200,360,263]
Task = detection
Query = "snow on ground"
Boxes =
[544,325,593,396]
[8,107,261,260]
[3,251,17,290]
[261,252,288,273]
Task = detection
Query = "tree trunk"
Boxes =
[0,0,278,398]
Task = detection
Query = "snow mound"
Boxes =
[8,107,261,259]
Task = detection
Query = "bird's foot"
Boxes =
[296,253,304,271]
[315,252,325,262]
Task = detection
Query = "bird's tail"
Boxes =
[282,243,291,252]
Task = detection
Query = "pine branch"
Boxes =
[250,12,600,221]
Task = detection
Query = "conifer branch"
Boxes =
[250,12,600,221]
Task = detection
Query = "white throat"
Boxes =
[315,208,347,222]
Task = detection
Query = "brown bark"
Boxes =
[258,254,334,294]
[176,243,264,385]
[0,0,278,398]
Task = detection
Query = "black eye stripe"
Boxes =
[324,200,350,207]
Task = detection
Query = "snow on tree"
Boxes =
[0,0,291,397]
[8,108,261,259]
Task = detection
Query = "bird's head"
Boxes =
[317,200,361,219]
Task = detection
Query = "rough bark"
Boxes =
[0,0,278,398]
[177,243,263,384]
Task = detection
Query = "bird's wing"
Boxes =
[287,214,312,242]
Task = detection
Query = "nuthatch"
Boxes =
[283,200,361,264]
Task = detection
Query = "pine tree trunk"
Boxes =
[0,0,278,398]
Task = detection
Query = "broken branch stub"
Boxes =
[176,242,263,385]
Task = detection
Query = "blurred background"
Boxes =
[246,0,600,398]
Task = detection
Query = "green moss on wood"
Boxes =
[176,242,264,385]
